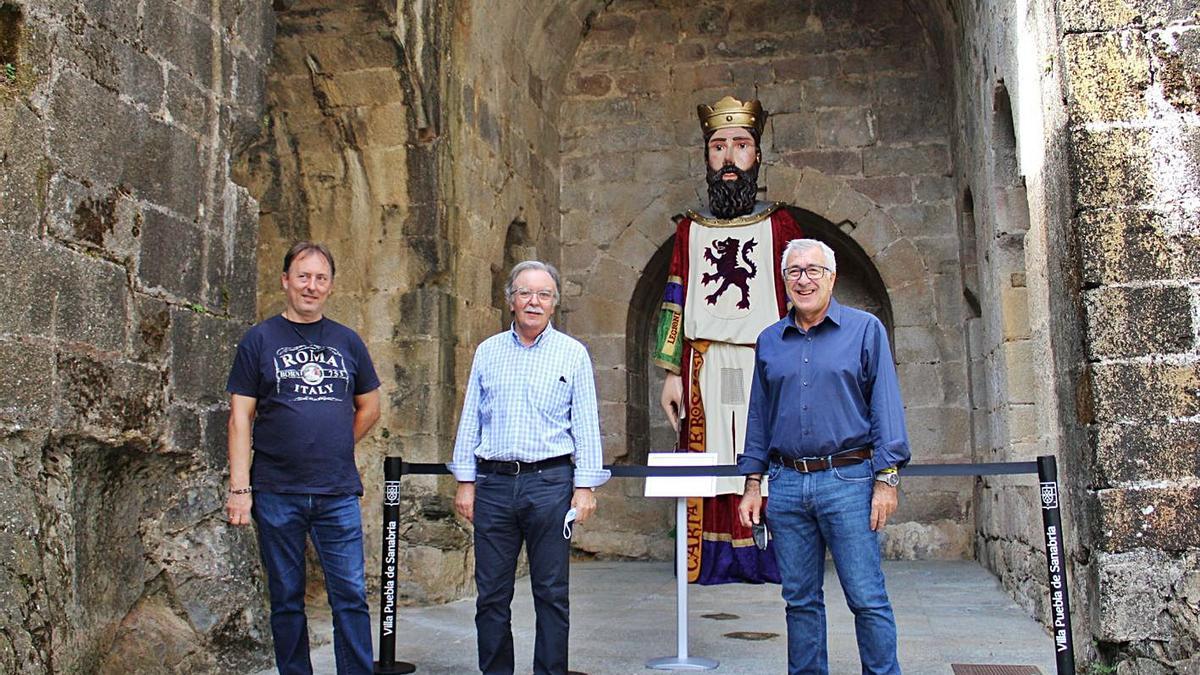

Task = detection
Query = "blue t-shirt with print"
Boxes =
[226,314,381,495]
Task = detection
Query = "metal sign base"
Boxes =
[645,497,719,671]
[646,656,720,671]
[373,661,416,674]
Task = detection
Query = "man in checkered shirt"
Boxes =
[448,260,610,675]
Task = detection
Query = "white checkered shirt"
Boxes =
[448,323,610,488]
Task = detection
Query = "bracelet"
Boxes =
[229,487,252,495]
[744,477,762,484]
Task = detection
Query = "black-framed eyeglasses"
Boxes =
[783,265,832,281]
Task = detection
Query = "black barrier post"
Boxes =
[1037,455,1075,675]
[375,456,416,674]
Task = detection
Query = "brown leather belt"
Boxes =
[774,447,872,473]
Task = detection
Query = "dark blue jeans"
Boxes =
[766,460,900,674]
[253,492,373,675]
[473,463,574,675]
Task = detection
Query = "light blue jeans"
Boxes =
[765,459,900,674]
[253,492,373,675]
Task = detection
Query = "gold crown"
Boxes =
[697,96,767,137]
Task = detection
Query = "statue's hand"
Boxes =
[660,372,683,433]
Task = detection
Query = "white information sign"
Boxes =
[644,452,719,498]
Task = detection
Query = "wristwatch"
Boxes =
[875,470,900,488]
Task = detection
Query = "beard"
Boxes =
[706,162,760,219]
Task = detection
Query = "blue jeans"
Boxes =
[765,460,900,675]
[472,463,574,675]
[253,492,373,675]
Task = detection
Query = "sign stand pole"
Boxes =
[1037,455,1075,675]
[646,496,719,671]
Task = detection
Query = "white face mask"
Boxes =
[563,507,577,540]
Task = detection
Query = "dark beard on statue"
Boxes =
[706,163,760,219]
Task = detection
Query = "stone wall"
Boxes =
[0,0,274,671]
[234,0,472,606]
[1060,1,1200,670]
[557,0,974,559]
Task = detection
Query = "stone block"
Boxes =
[1000,286,1031,341]
[863,144,951,177]
[1059,0,1196,32]
[587,12,636,46]
[48,71,204,219]
[773,54,839,82]
[904,406,971,458]
[914,176,956,202]
[1070,127,1163,209]
[757,82,806,116]
[567,72,612,97]
[169,309,245,406]
[770,112,817,150]
[1085,284,1195,359]
[897,362,945,407]
[802,76,872,108]
[887,278,937,327]
[594,365,627,404]
[1095,550,1179,641]
[561,297,627,336]
[1075,206,1200,282]
[0,233,130,351]
[0,338,55,427]
[44,175,138,259]
[138,209,205,300]
[1090,361,1200,423]
[54,352,165,436]
[848,176,913,206]
[894,326,940,364]
[1064,32,1152,123]
[142,1,216,89]
[730,61,774,87]
[1097,420,1200,484]
[132,295,172,364]
[1097,485,1200,553]
[1002,341,1037,405]
[0,102,47,236]
[780,149,862,176]
[165,70,212,134]
[883,201,956,238]
[872,103,950,144]
[815,107,874,147]
[55,19,166,110]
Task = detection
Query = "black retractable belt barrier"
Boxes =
[1037,456,1076,674]
[374,456,415,674]
[380,455,1074,674]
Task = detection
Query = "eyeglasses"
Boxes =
[514,288,555,302]
[783,265,832,281]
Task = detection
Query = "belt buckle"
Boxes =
[512,461,521,476]
[799,458,810,473]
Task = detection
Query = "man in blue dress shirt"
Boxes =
[449,260,610,675]
[738,239,909,674]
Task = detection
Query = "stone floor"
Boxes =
[255,560,1059,674]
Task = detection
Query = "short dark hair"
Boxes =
[283,241,336,278]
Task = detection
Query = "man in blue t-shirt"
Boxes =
[225,241,381,675]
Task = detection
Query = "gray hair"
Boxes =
[780,238,837,275]
[504,260,562,306]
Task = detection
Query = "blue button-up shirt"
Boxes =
[448,323,611,488]
[738,299,911,475]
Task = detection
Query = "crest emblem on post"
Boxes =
[384,480,401,506]
[1040,481,1058,510]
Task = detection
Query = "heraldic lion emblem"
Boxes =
[701,236,758,309]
